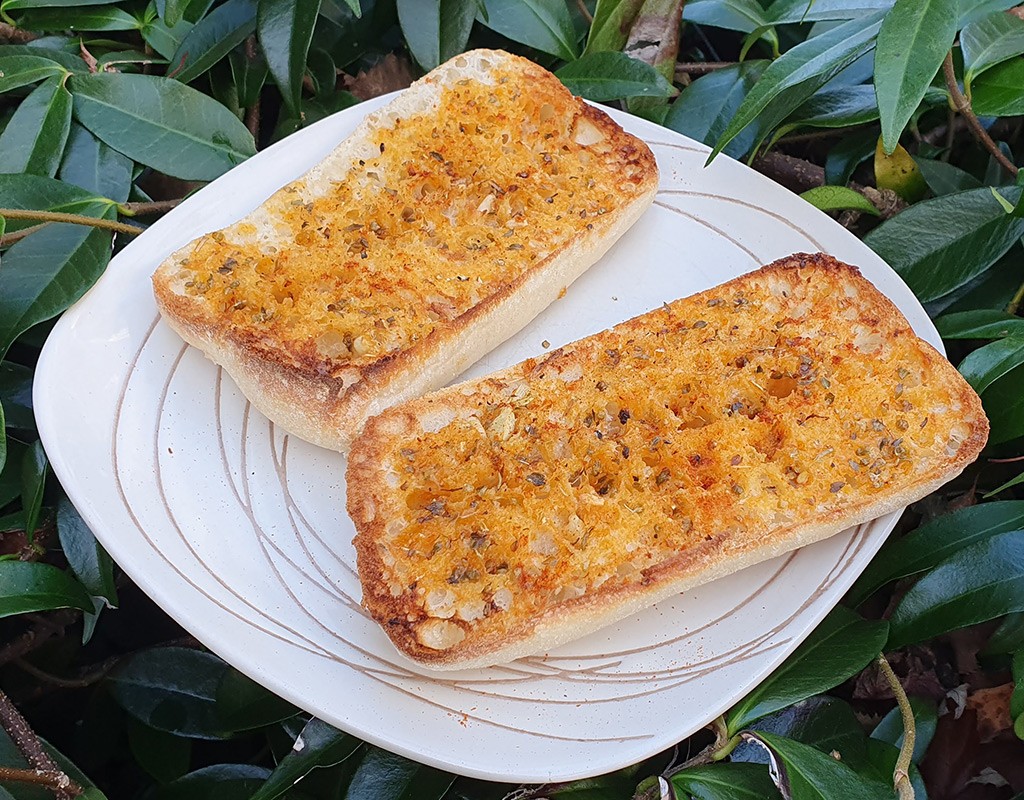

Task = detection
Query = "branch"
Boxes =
[15,657,118,689]
[0,690,80,799]
[877,654,916,800]
[942,50,1019,178]
[674,61,737,79]
[0,21,38,43]
[574,0,592,23]
[0,208,142,236]
[0,611,77,668]
[117,198,184,216]
[0,766,83,796]
[0,222,49,247]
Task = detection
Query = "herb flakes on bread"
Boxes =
[348,253,988,670]
[152,49,658,451]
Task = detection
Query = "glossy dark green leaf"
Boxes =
[1012,650,1024,719]
[860,739,929,799]
[19,438,47,539]
[12,4,140,31]
[874,0,956,153]
[959,330,1024,393]
[726,606,888,735]
[683,0,768,33]
[889,530,1024,648]
[0,222,112,358]
[914,157,984,196]
[870,696,937,764]
[250,717,362,800]
[824,127,876,185]
[731,697,868,769]
[0,408,5,477]
[985,612,1024,654]
[986,362,1024,444]
[477,0,580,61]
[767,0,893,23]
[0,43,84,71]
[0,54,67,92]
[962,9,1024,89]
[344,746,455,800]
[2,0,110,8]
[864,186,1024,302]
[0,561,93,617]
[555,51,674,101]
[305,46,334,94]
[711,12,885,160]
[0,75,72,177]
[151,765,272,800]
[987,471,1024,498]
[546,773,636,799]
[0,173,112,235]
[58,123,133,203]
[171,0,255,84]
[800,185,879,215]
[257,0,320,113]
[397,0,476,70]
[0,440,24,508]
[272,89,357,137]
[142,15,194,60]
[785,84,879,129]
[162,0,188,25]
[959,0,1021,27]
[0,361,33,431]
[215,668,299,732]
[971,56,1024,116]
[584,0,643,54]
[56,494,117,606]
[740,732,882,800]
[107,647,230,739]
[228,44,267,107]
[70,72,255,180]
[670,762,778,800]
[663,61,767,159]
[850,502,1024,606]
[126,716,192,784]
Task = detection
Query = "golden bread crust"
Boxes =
[152,49,658,451]
[347,253,989,669]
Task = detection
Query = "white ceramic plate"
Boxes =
[35,95,938,783]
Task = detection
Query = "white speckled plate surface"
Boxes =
[34,94,938,782]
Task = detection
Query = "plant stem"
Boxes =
[1007,279,1024,316]
[942,50,1019,178]
[118,198,184,216]
[0,208,141,236]
[674,61,736,79]
[0,690,80,799]
[574,0,593,23]
[877,654,915,800]
[0,222,49,246]
[245,100,260,141]
[15,657,117,689]
[0,766,83,795]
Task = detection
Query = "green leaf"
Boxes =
[874,0,957,153]
[58,123,133,203]
[784,84,880,130]
[126,717,192,784]
[151,765,272,800]
[870,697,938,764]
[250,717,362,800]
[767,0,894,23]
[0,561,93,617]
[663,61,767,159]
[0,43,84,71]
[546,773,636,799]
[171,0,256,84]
[962,9,1024,89]
[70,72,255,180]
[476,0,580,61]
[711,12,885,160]
[0,222,112,358]
[12,4,141,31]
[960,0,1021,27]
[0,173,112,234]
[670,762,778,800]
[986,471,1024,498]
[142,15,194,60]
[0,408,5,478]
[725,606,888,735]
[107,647,231,739]
[215,668,299,732]
[860,739,929,800]
[986,362,1024,444]
[344,746,455,800]
[864,186,1024,302]
[1012,649,1024,716]
[0,361,33,431]
[914,156,984,196]
[19,438,47,539]
[0,75,72,177]
[825,127,876,185]
[850,502,1024,606]
[800,185,879,215]
[162,0,188,25]
[0,440,24,508]
[731,697,868,768]
[985,612,1024,654]
[584,0,643,54]
[397,0,476,71]
[739,732,883,800]
[874,139,927,201]
[305,46,335,95]
[555,51,674,101]
[228,43,267,107]
[971,56,1024,116]
[2,0,110,8]
[683,0,769,33]
[273,89,358,137]
[959,330,1024,393]
[57,494,117,606]
[257,0,320,113]
[889,530,1024,648]
[0,720,110,800]
[0,54,67,93]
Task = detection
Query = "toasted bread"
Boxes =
[348,253,989,670]
[152,49,658,451]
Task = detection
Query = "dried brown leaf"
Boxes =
[342,54,415,101]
